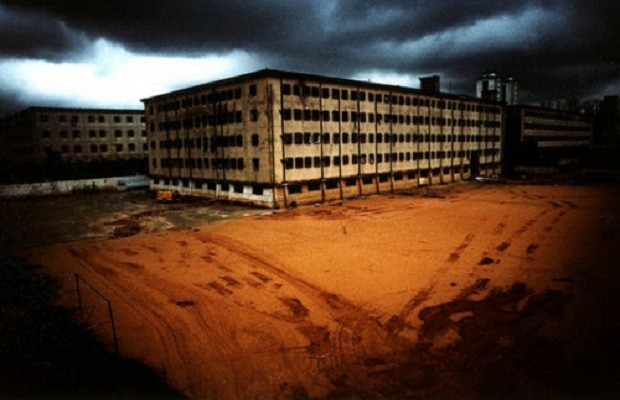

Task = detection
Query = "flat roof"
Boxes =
[142,68,498,105]
[25,106,143,114]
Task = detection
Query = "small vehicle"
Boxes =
[156,190,173,202]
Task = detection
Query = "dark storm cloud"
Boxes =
[0,0,618,113]
[2,0,322,55]
[0,4,87,59]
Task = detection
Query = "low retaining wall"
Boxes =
[0,175,149,199]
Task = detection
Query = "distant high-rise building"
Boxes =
[476,72,518,105]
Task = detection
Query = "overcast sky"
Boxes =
[0,0,618,116]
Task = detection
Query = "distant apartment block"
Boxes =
[0,107,147,165]
[142,69,502,208]
[0,107,147,182]
[504,105,592,173]
[476,72,518,105]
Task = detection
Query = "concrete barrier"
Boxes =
[0,175,149,199]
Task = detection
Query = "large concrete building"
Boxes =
[504,105,592,174]
[142,69,502,208]
[0,107,147,182]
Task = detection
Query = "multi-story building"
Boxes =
[0,107,147,182]
[0,107,147,165]
[504,105,592,173]
[143,69,502,208]
[476,72,518,105]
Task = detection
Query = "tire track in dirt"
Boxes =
[447,233,476,262]
[89,244,256,398]
[66,247,193,388]
[66,245,241,398]
[477,202,573,265]
[196,232,398,376]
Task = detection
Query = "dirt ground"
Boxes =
[21,183,620,399]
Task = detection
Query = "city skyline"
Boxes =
[0,0,618,117]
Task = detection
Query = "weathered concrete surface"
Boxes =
[0,175,149,199]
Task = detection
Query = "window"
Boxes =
[250,109,258,121]
[253,158,260,170]
[282,84,291,95]
[100,144,108,152]
[282,109,292,120]
[98,116,105,123]
[249,84,257,96]
[115,130,122,137]
[74,145,82,153]
[59,115,67,122]
[99,130,106,137]
[128,143,136,152]
[88,130,96,138]
[116,144,123,152]
[90,144,98,153]
[294,109,302,121]
[295,157,303,169]
[128,130,135,137]
[294,132,303,144]
[88,115,95,123]
[72,130,81,138]
[42,131,51,139]
[40,115,49,122]
[60,131,68,138]
[114,116,121,123]
[252,133,259,146]
[126,116,133,123]
[71,115,79,123]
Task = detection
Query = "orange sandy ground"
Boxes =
[24,183,620,399]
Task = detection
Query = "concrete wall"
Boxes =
[0,175,149,198]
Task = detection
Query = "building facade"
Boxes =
[504,105,593,173]
[476,72,518,105]
[0,107,147,165]
[0,107,147,183]
[143,69,502,208]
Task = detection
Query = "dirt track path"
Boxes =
[25,183,620,399]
